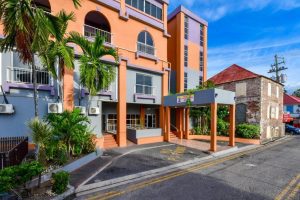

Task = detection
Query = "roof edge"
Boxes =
[168,5,208,26]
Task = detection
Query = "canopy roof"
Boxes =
[164,88,235,107]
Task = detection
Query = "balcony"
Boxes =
[137,42,155,56]
[84,24,113,45]
[6,67,50,85]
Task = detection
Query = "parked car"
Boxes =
[285,124,300,135]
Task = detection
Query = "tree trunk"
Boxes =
[32,54,38,117]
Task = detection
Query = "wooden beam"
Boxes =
[210,103,217,152]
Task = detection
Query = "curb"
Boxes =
[27,150,103,189]
[51,185,75,200]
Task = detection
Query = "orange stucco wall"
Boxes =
[188,41,200,71]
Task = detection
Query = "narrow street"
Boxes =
[80,136,300,200]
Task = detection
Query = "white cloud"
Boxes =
[207,37,300,92]
[170,0,300,21]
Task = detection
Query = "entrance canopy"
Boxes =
[163,88,236,152]
[164,88,235,107]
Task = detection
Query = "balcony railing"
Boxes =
[84,24,113,45]
[135,84,156,96]
[6,67,50,85]
[137,42,155,56]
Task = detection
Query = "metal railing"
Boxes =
[84,24,113,44]
[6,67,50,85]
[137,42,155,56]
[135,84,156,96]
[0,137,28,170]
[107,119,117,133]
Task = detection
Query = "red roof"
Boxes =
[209,64,259,85]
[284,94,300,105]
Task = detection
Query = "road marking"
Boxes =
[84,137,293,200]
[275,174,300,200]
[286,182,300,200]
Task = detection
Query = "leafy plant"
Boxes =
[217,119,229,136]
[236,123,260,139]
[68,32,118,96]
[0,161,44,193]
[46,109,95,158]
[51,171,69,194]
[28,117,53,164]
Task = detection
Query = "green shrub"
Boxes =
[236,123,260,139]
[52,171,70,194]
[0,161,44,193]
[217,119,229,136]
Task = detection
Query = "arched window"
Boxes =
[84,11,112,44]
[32,0,51,13]
[137,31,155,55]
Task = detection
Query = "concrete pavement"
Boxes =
[77,136,300,200]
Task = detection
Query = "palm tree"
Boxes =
[0,0,50,117]
[40,10,76,105]
[68,32,118,97]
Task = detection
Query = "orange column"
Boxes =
[63,67,74,111]
[229,105,236,147]
[117,60,127,147]
[210,103,217,152]
[164,106,170,142]
[176,108,184,139]
[184,108,190,139]
[140,105,145,128]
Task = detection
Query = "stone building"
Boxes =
[209,64,284,143]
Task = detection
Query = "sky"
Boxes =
[168,0,300,93]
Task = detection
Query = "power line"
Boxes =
[268,54,288,84]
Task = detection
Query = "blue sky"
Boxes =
[169,0,300,93]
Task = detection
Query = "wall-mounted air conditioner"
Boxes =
[74,106,86,115]
[89,107,100,115]
[48,103,63,114]
[0,104,14,114]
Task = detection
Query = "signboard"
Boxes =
[283,113,293,123]
[177,95,194,104]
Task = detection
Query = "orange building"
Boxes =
[0,1,212,149]
[167,6,208,138]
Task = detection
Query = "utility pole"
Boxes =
[268,54,288,83]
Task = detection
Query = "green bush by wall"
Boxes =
[236,123,260,139]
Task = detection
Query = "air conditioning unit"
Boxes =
[0,104,14,114]
[89,107,100,115]
[74,106,86,115]
[48,103,63,114]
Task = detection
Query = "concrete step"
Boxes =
[103,134,118,149]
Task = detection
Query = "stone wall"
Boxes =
[260,77,284,142]
[216,77,284,142]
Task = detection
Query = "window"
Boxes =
[268,82,272,96]
[136,73,153,95]
[184,72,188,91]
[126,0,162,20]
[276,86,279,98]
[137,31,155,55]
[236,82,247,96]
[200,24,204,46]
[184,15,189,40]
[199,51,204,71]
[107,114,117,132]
[199,76,203,85]
[145,114,156,128]
[184,45,188,67]
[127,114,140,128]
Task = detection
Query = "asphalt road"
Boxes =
[81,136,300,200]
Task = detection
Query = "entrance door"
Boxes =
[145,114,156,128]
[107,114,117,133]
[102,114,106,132]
